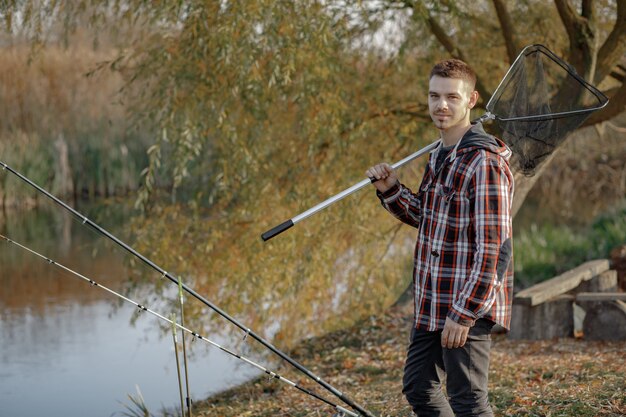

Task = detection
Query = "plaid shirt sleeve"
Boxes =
[376,181,422,229]
[448,154,513,325]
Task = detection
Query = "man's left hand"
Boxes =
[441,317,470,349]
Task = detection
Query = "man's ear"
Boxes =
[468,90,479,109]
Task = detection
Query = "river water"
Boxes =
[0,202,260,417]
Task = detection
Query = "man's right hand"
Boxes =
[366,163,399,194]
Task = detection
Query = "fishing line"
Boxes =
[0,232,358,417]
[0,161,374,417]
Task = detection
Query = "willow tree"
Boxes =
[1,0,623,343]
[359,0,625,215]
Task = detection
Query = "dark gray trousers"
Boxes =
[402,319,494,417]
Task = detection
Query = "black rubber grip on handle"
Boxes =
[261,219,294,241]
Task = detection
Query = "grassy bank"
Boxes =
[513,201,626,288]
[181,303,625,417]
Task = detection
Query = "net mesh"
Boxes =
[486,45,608,175]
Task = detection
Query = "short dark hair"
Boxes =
[430,59,477,90]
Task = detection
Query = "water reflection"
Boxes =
[1,299,261,417]
[0,202,260,417]
[0,196,410,417]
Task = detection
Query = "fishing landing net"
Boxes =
[484,44,609,175]
[261,44,609,241]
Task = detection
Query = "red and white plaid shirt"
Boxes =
[378,125,514,331]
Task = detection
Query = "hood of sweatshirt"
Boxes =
[430,122,512,168]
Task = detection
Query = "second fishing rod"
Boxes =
[0,232,357,417]
[0,161,375,417]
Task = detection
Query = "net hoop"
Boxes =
[486,44,609,123]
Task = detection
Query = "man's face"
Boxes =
[428,76,477,132]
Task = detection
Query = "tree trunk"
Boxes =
[511,152,558,218]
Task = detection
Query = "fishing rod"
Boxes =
[176,279,193,417]
[0,161,374,417]
[0,232,359,417]
[170,314,186,417]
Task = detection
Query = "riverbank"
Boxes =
[195,302,625,417]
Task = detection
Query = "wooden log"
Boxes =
[580,299,626,341]
[610,245,626,291]
[515,260,610,306]
[576,270,618,293]
[576,292,626,302]
[509,294,574,340]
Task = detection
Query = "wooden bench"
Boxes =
[509,259,625,340]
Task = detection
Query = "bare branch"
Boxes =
[492,0,519,63]
[609,65,625,83]
[595,0,626,83]
[338,104,431,138]
[366,105,431,122]
[375,223,403,266]
[581,0,594,19]
[554,0,581,42]
[581,81,626,127]
[409,1,490,102]
[605,121,626,133]
[554,0,595,77]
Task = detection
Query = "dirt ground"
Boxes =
[196,303,626,417]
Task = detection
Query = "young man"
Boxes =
[366,59,514,417]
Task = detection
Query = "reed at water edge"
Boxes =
[0,34,152,208]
